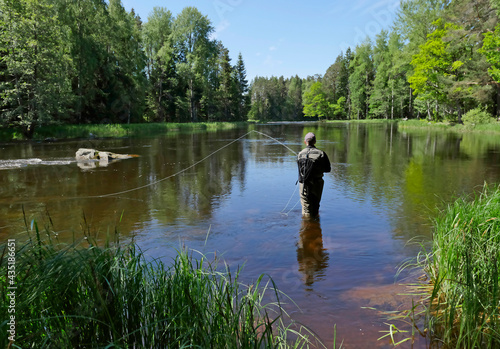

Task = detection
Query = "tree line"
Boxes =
[249,0,500,123]
[2,0,500,136]
[0,0,250,137]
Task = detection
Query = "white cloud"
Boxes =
[211,20,231,39]
[269,46,277,51]
[263,55,283,67]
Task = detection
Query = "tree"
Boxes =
[481,24,500,83]
[55,0,110,123]
[234,52,250,120]
[387,32,411,119]
[370,30,391,119]
[0,0,72,137]
[337,49,353,117]
[108,0,147,123]
[216,45,238,121]
[409,20,462,120]
[143,7,176,121]
[349,39,374,119]
[287,75,304,120]
[393,0,448,116]
[171,7,216,122]
[303,81,330,119]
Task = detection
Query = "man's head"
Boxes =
[304,132,316,145]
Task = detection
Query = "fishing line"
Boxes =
[251,130,301,215]
[64,129,302,213]
[78,131,255,199]
[251,130,298,156]
[280,183,299,216]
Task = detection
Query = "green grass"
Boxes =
[0,225,317,348]
[0,122,247,141]
[413,183,500,348]
[398,119,500,133]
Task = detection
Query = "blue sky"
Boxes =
[122,0,401,81]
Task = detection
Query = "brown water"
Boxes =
[2,122,500,348]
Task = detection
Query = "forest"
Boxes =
[1,0,500,137]
[250,0,500,123]
[0,0,250,137]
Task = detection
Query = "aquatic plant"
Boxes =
[0,225,315,348]
[396,183,500,348]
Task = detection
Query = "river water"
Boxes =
[2,122,500,348]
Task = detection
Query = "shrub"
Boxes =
[462,108,494,126]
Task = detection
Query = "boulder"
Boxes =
[75,148,138,162]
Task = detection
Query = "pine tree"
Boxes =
[216,45,238,121]
[234,52,250,120]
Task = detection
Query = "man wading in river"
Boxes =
[297,132,331,218]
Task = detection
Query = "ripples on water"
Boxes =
[0,158,74,169]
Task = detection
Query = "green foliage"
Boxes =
[0,1,250,133]
[370,31,391,119]
[420,183,500,348]
[462,107,495,126]
[249,76,292,121]
[409,19,461,102]
[332,97,347,118]
[480,24,500,83]
[302,81,330,119]
[1,0,499,129]
[0,226,314,348]
[349,39,374,119]
[0,0,73,137]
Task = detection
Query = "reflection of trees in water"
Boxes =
[296,218,329,287]
[3,124,500,241]
[324,123,500,243]
[147,131,247,224]
[0,131,248,235]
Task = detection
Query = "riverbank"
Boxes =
[398,119,500,133]
[3,118,500,143]
[0,227,317,348]
[403,183,500,347]
[0,122,248,142]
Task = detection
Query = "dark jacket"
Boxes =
[297,145,331,181]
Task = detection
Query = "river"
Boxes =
[1,122,500,348]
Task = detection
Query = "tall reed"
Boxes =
[0,226,313,348]
[422,183,500,348]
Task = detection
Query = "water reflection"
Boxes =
[296,217,329,288]
[76,158,113,170]
[3,124,500,348]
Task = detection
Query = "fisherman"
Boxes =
[297,132,331,217]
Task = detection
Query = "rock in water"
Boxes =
[75,148,138,161]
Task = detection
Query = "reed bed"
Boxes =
[0,226,314,348]
[419,183,500,348]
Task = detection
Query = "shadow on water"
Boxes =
[296,217,329,289]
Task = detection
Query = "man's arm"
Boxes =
[322,152,331,173]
